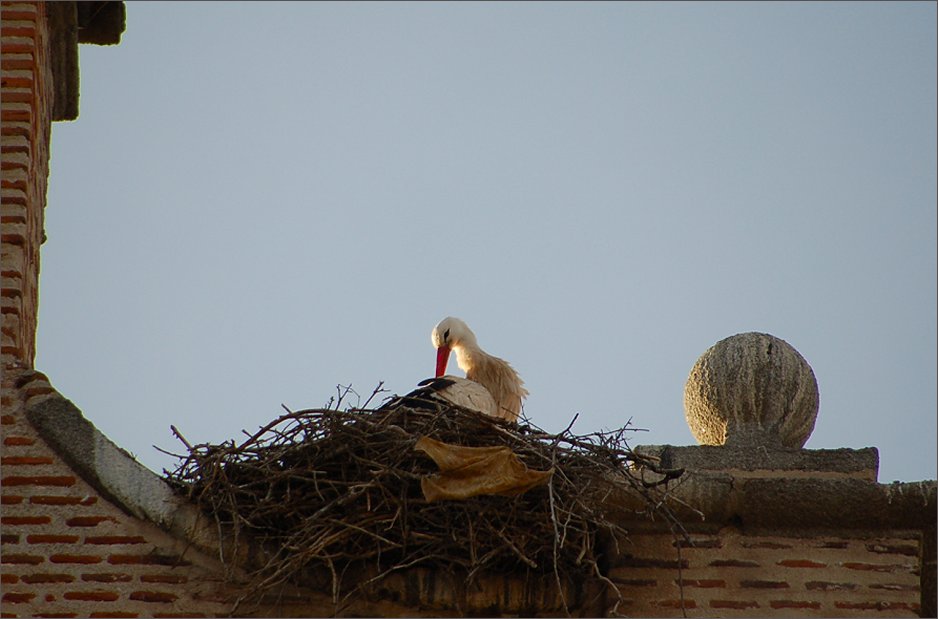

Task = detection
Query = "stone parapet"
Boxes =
[636,443,879,480]
[627,444,933,533]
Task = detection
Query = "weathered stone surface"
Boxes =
[683,332,819,448]
[24,394,220,555]
[607,463,936,534]
[634,444,879,480]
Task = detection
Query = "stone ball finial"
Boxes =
[683,332,819,449]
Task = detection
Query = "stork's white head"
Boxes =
[431,316,478,377]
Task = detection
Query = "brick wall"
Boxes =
[1,0,52,369]
[610,528,922,617]
[1,370,234,618]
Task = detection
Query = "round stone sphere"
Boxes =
[683,332,819,448]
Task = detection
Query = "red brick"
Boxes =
[153,615,206,618]
[0,414,15,424]
[0,573,18,584]
[619,556,688,568]
[677,578,725,588]
[1,475,74,486]
[835,601,918,611]
[22,382,54,398]
[777,559,826,568]
[82,573,132,583]
[1,122,31,137]
[1,592,35,603]
[49,554,102,564]
[139,574,188,584]
[0,10,39,21]
[21,573,75,584]
[108,554,191,566]
[805,580,858,591]
[675,537,722,549]
[3,76,33,88]
[1,285,23,298]
[771,600,821,609]
[0,90,32,103]
[84,535,146,545]
[1,455,53,465]
[1,515,51,525]
[655,599,697,609]
[64,590,120,602]
[0,178,27,192]
[2,436,33,445]
[611,577,656,587]
[1,553,42,564]
[709,559,759,568]
[741,540,792,549]
[0,26,35,37]
[26,534,80,544]
[129,591,178,603]
[842,561,905,572]
[865,543,918,556]
[711,600,760,609]
[0,40,34,53]
[1,495,24,504]
[33,614,78,618]
[90,614,139,618]
[0,109,30,122]
[30,495,98,506]
[869,582,920,591]
[741,579,789,588]
[66,516,117,527]
[14,372,51,388]
[1,533,19,544]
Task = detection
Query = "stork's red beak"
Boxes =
[435,346,451,377]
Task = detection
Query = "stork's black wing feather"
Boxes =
[377,377,456,411]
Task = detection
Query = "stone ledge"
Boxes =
[611,466,936,534]
[24,393,221,556]
[635,444,879,480]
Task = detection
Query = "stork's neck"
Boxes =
[453,341,489,374]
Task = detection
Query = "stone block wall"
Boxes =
[1,0,53,369]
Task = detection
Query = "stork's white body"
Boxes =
[432,375,498,417]
[431,317,528,423]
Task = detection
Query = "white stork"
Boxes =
[430,317,528,423]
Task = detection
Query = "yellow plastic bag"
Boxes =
[415,436,554,502]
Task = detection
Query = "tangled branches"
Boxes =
[163,386,686,615]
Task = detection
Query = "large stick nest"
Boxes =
[163,385,687,615]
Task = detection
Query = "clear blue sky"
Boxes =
[37,2,936,482]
